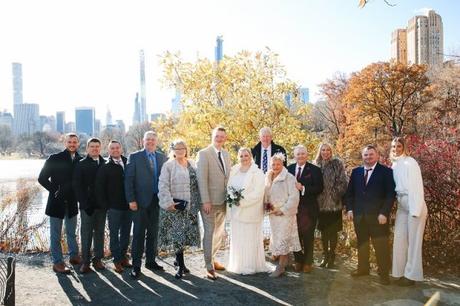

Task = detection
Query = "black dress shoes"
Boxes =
[351,270,370,277]
[145,261,164,271]
[130,267,141,279]
[396,277,415,286]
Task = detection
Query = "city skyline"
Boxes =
[0,0,459,128]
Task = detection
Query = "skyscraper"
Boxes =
[13,103,40,136]
[56,111,65,134]
[75,107,95,136]
[299,87,310,104]
[171,89,181,114]
[139,50,147,122]
[105,106,113,126]
[215,35,223,62]
[132,92,141,124]
[391,29,407,65]
[12,63,23,105]
[0,111,14,128]
[391,10,443,67]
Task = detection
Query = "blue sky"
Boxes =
[0,0,459,126]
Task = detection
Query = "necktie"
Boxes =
[296,166,302,181]
[218,151,225,174]
[364,168,372,186]
[115,159,123,170]
[262,149,268,173]
[149,153,158,193]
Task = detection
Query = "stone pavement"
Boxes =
[14,252,460,305]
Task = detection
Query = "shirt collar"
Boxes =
[364,162,378,170]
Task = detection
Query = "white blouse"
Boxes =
[392,155,426,217]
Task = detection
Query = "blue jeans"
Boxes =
[49,211,78,264]
[108,209,132,263]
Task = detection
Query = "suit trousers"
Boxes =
[200,204,226,270]
[354,214,390,275]
[392,195,427,281]
[294,216,317,265]
[80,208,107,264]
[108,208,132,263]
[131,195,160,268]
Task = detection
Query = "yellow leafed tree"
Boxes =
[153,49,318,161]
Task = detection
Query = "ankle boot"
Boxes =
[175,252,185,279]
[319,251,329,267]
[326,252,336,269]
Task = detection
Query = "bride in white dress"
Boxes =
[227,148,270,274]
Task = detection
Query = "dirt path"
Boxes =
[13,252,460,306]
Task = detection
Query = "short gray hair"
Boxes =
[259,127,272,137]
[293,144,307,155]
[270,152,286,163]
[143,131,157,141]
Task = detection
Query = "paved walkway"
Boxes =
[14,252,460,305]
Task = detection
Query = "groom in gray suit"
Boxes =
[197,126,231,280]
[125,131,167,279]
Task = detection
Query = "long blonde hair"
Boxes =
[314,142,334,165]
[390,137,409,161]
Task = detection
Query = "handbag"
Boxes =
[173,198,188,211]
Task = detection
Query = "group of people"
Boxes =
[38,126,427,286]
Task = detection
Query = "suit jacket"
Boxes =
[73,155,105,215]
[95,156,128,211]
[124,149,167,208]
[288,162,323,232]
[345,163,396,219]
[38,149,82,219]
[251,141,287,168]
[196,145,231,205]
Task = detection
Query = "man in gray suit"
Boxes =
[196,126,231,280]
[125,131,167,279]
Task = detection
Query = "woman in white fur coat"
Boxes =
[227,148,269,274]
[391,137,428,286]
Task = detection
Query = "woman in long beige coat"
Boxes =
[265,153,301,277]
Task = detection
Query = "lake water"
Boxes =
[0,159,272,250]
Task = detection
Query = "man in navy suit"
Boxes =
[345,145,396,285]
[125,131,167,278]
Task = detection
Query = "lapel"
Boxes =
[365,163,380,189]
[142,149,154,174]
[208,146,225,175]
[301,163,311,179]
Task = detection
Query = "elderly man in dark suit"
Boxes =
[38,133,82,274]
[125,131,167,279]
[251,127,287,173]
[345,145,396,285]
[288,145,323,273]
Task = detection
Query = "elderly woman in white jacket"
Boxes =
[391,137,428,286]
[227,148,269,274]
[265,153,301,277]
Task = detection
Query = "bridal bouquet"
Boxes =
[226,186,244,207]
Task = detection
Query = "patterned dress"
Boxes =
[159,164,201,252]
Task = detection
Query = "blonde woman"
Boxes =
[390,137,428,286]
[227,148,269,274]
[158,140,201,279]
[265,153,301,277]
[314,143,348,269]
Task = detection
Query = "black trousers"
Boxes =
[354,214,390,275]
[294,216,317,265]
[131,195,160,269]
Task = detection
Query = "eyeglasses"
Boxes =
[174,148,186,151]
